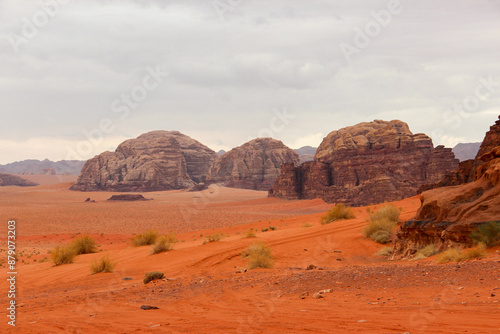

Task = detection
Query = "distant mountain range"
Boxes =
[452,142,481,162]
[0,159,85,175]
[295,146,316,163]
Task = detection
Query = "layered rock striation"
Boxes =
[269,120,459,206]
[207,138,300,191]
[71,131,217,192]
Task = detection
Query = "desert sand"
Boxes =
[0,183,499,333]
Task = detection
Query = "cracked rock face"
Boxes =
[71,131,217,192]
[207,138,300,191]
[269,120,459,206]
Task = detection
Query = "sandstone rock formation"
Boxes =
[0,173,38,187]
[419,115,500,192]
[393,115,500,257]
[269,120,459,206]
[207,138,300,191]
[394,145,500,257]
[71,131,217,192]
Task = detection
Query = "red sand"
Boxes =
[0,183,499,333]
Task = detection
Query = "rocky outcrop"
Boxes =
[41,168,56,175]
[419,115,500,191]
[107,194,149,201]
[207,138,300,191]
[269,120,459,206]
[0,173,38,187]
[71,131,217,192]
[394,144,500,258]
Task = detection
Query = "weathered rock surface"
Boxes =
[394,145,500,258]
[71,131,217,192]
[269,120,458,206]
[0,173,38,187]
[207,138,300,191]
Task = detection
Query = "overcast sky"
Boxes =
[0,0,499,164]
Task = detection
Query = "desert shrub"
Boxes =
[243,229,256,239]
[470,221,500,247]
[243,242,273,269]
[70,235,97,255]
[370,229,391,244]
[461,244,487,260]
[363,204,400,244]
[131,230,158,247]
[51,245,76,265]
[369,204,400,223]
[269,226,277,231]
[143,271,164,284]
[151,235,174,254]
[203,232,224,244]
[435,248,463,263]
[375,247,393,256]
[90,255,115,274]
[320,203,355,225]
[302,223,312,228]
[261,228,269,232]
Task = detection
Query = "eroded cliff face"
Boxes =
[420,115,500,191]
[393,145,500,258]
[269,120,458,206]
[207,138,300,191]
[71,131,217,192]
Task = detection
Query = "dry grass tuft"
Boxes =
[375,246,393,257]
[243,229,256,238]
[151,235,174,254]
[242,242,273,269]
[435,244,487,264]
[203,232,224,244]
[90,254,115,274]
[131,230,158,247]
[320,203,355,225]
[70,235,97,255]
[363,204,400,244]
[51,245,76,266]
[143,271,164,284]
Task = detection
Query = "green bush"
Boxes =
[242,242,273,269]
[151,235,174,254]
[70,235,97,255]
[470,221,500,247]
[90,255,115,274]
[131,230,158,247]
[320,203,355,225]
[51,245,76,266]
[143,271,164,284]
